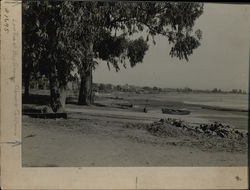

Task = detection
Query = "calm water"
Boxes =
[184,93,248,110]
[156,93,248,110]
[152,92,248,130]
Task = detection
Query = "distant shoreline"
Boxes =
[181,103,248,113]
[200,105,248,113]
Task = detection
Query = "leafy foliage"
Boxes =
[127,38,149,67]
[22,1,204,107]
[23,1,204,77]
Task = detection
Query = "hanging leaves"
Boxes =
[23,1,204,85]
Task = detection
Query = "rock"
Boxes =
[217,132,225,138]
[181,124,186,128]
[201,124,207,131]
[211,131,217,136]
[159,118,165,123]
[205,130,211,135]
[210,125,218,131]
[197,128,203,133]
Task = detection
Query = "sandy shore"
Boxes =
[22,110,247,167]
[22,92,248,167]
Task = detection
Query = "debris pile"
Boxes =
[150,118,246,140]
[159,118,189,128]
[124,118,246,140]
[123,118,247,152]
[196,122,244,139]
[147,119,188,137]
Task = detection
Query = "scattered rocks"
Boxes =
[123,118,247,152]
[158,118,189,129]
[156,118,246,140]
[195,122,244,139]
[147,119,188,137]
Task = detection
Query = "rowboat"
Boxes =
[161,108,191,115]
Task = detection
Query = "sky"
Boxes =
[93,3,250,91]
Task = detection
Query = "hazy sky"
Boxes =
[93,3,250,91]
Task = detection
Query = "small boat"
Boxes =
[162,108,191,115]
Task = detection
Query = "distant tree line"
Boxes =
[26,77,247,95]
[92,83,248,94]
[177,87,247,94]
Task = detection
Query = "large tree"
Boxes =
[22,2,41,98]
[63,2,204,105]
[23,1,204,111]
[57,1,151,105]
[23,1,77,112]
[77,30,149,105]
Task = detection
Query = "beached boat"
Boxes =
[161,108,191,115]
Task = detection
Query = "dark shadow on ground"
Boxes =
[66,97,108,108]
[22,94,50,105]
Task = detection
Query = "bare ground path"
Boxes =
[22,106,247,167]
[65,106,210,124]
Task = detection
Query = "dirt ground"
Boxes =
[22,106,247,167]
[22,91,248,167]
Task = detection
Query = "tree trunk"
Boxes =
[49,65,67,112]
[59,85,67,109]
[24,71,30,98]
[78,41,94,105]
[78,68,93,105]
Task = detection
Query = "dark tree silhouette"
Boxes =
[23,1,204,111]
[69,2,204,105]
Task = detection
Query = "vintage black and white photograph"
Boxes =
[21,1,249,167]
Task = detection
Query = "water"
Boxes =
[153,92,248,130]
[183,93,248,110]
[155,92,248,111]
